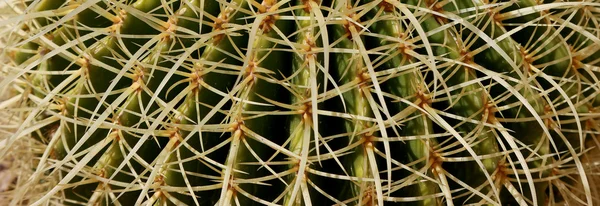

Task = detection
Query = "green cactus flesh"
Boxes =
[1,0,600,205]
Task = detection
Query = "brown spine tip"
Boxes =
[483,100,497,123]
[491,11,504,26]
[429,150,443,171]
[111,9,126,27]
[302,33,316,61]
[379,0,394,12]
[300,102,313,122]
[38,47,50,56]
[416,89,432,108]
[8,50,16,61]
[161,18,178,40]
[460,48,474,65]
[362,134,376,148]
[543,104,556,129]
[302,0,320,12]
[257,0,280,32]
[424,0,447,23]
[212,6,235,43]
[494,162,507,181]
[397,42,413,56]
[154,174,165,186]
[342,12,359,40]
[246,61,256,79]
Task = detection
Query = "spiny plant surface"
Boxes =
[1,0,600,205]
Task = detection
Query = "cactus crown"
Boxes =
[1,0,600,205]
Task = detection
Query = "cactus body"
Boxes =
[1,0,600,205]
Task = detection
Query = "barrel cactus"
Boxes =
[0,0,599,205]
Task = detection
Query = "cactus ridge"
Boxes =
[1,0,600,205]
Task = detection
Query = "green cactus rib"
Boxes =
[84,0,224,203]
[558,3,600,68]
[362,2,443,205]
[565,7,600,108]
[395,0,503,204]
[482,1,592,204]
[553,7,600,173]
[284,0,324,204]
[15,0,190,204]
[328,0,389,204]
[433,0,560,204]
[504,2,600,203]
[499,0,591,154]
[85,38,177,205]
[216,0,292,204]
[51,0,164,161]
[14,1,122,99]
[159,0,248,204]
[3,0,600,205]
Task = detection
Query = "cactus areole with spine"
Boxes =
[1,0,600,205]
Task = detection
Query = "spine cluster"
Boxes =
[1,0,599,205]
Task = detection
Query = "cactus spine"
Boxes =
[1,0,600,205]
